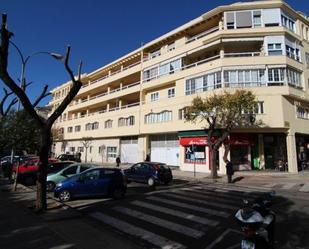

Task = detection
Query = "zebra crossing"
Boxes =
[261,182,309,192]
[88,184,267,249]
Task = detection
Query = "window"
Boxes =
[107,147,117,158]
[84,169,100,181]
[178,107,188,120]
[118,116,135,127]
[268,68,285,85]
[286,45,300,61]
[268,43,282,55]
[224,69,265,87]
[167,42,175,51]
[63,166,78,175]
[78,147,84,152]
[59,128,64,134]
[184,145,206,164]
[89,146,92,154]
[143,67,158,81]
[67,127,73,133]
[253,13,262,28]
[75,125,81,132]
[105,119,113,129]
[159,58,182,76]
[286,68,302,88]
[185,71,221,95]
[69,147,75,152]
[150,49,161,59]
[85,123,92,131]
[281,14,295,32]
[150,92,159,102]
[255,102,264,114]
[145,111,172,124]
[93,122,99,130]
[168,88,175,98]
[226,12,235,29]
[296,106,309,119]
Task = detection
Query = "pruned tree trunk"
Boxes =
[36,128,51,211]
[209,147,218,179]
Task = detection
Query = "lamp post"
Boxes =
[8,41,63,190]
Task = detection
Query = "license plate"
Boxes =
[241,240,255,249]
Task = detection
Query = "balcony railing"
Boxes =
[71,81,140,107]
[186,26,219,44]
[66,101,140,121]
[224,52,261,57]
[143,54,220,82]
[81,61,141,89]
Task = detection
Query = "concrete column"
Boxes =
[107,87,110,94]
[219,20,224,30]
[108,70,111,76]
[218,144,229,175]
[258,134,265,170]
[121,65,124,71]
[286,132,298,173]
[119,99,122,109]
[120,82,123,90]
[86,109,89,116]
[138,135,149,161]
[220,46,225,58]
[107,103,110,112]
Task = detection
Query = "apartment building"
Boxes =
[48,0,309,174]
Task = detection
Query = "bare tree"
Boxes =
[0,14,83,212]
[81,137,93,162]
[0,88,17,117]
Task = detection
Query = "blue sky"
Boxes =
[0,0,308,106]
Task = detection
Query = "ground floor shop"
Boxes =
[53,130,307,174]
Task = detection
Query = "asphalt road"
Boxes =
[55,180,309,249]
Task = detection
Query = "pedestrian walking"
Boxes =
[145,154,150,162]
[225,159,234,183]
[116,156,121,167]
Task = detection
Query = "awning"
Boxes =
[229,134,253,145]
[180,137,208,146]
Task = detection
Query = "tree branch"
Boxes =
[32,84,51,108]
[0,88,17,116]
[46,46,82,127]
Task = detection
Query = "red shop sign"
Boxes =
[180,137,208,146]
[229,134,253,145]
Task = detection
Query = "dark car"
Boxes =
[57,154,81,162]
[124,162,173,186]
[16,161,74,186]
[54,167,127,202]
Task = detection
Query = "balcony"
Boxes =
[67,101,140,121]
[69,81,140,109]
[224,52,261,58]
[81,61,141,90]
[186,26,219,44]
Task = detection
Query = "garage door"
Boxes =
[150,134,179,167]
[121,137,138,164]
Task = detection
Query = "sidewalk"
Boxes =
[0,178,141,249]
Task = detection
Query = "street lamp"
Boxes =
[9,41,63,108]
[8,41,63,190]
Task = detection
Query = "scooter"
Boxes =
[235,194,276,249]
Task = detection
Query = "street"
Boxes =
[1,176,309,249]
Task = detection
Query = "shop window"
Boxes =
[184,145,206,164]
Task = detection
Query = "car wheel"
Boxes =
[147,177,155,187]
[46,181,56,192]
[112,188,125,199]
[59,190,71,202]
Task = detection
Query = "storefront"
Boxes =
[295,133,309,171]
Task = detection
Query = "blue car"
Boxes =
[54,167,127,202]
[124,162,173,186]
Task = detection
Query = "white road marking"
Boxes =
[131,200,219,227]
[90,212,186,249]
[113,206,204,239]
[147,196,229,218]
[299,183,309,192]
[281,183,298,190]
[160,193,230,217]
[175,190,238,209]
[263,183,277,188]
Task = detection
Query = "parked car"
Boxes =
[124,162,173,186]
[57,154,81,162]
[54,167,127,202]
[16,161,74,186]
[46,163,97,191]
